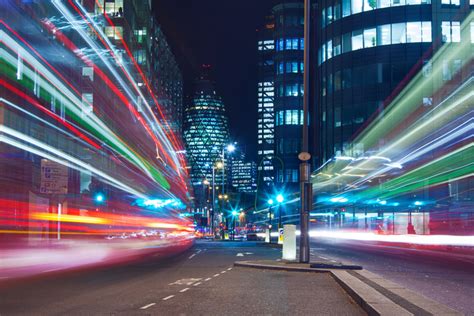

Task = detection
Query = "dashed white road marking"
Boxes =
[227,267,232,271]
[221,270,226,274]
[169,278,201,286]
[180,288,190,293]
[196,249,202,253]
[140,303,156,310]
[162,295,175,301]
[43,268,61,273]
[236,253,244,257]
[319,256,329,260]
[213,273,220,277]
[188,254,196,259]
[193,282,202,286]
[204,278,212,281]
[244,252,253,255]
[330,260,337,263]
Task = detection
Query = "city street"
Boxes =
[0,241,364,315]
[311,239,474,315]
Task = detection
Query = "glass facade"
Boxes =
[273,3,304,186]
[184,67,230,191]
[257,16,276,186]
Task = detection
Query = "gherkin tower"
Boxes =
[183,65,230,206]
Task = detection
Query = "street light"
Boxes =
[267,199,274,243]
[276,194,284,230]
[211,162,224,237]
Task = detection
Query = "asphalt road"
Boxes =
[0,241,363,315]
[310,238,474,315]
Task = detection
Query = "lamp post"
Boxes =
[211,162,223,237]
[298,0,312,263]
[267,199,274,243]
[276,194,284,229]
[221,143,236,196]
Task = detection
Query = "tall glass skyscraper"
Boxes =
[257,2,305,196]
[184,65,230,206]
[273,3,305,187]
[257,15,277,189]
[314,0,472,164]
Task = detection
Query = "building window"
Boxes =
[352,30,363,50]
[343,0,351,16]
[327,40,333,58]
[406,22,422,42]
[377,24,391,45]
[421,22,432,42]
[391,23,407,44]
[441,0,459,5]
[364,28,376,47]
[442,21,461,43]
[352,0,363,13]
[471,22,474,43]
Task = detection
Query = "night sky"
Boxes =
[153,1,277,161]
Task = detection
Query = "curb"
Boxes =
[234,261,461,316]
[234,261,327,273]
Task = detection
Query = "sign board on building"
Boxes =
[40,159,68,194]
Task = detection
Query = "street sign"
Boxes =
[278,228,284,244]
[40,159,68,194]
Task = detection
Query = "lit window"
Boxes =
[364,0,377,11]
[441,0,459,5]
[300,38,305,50]
[334,36,342,56]
[406,22,422,43]
[292,38,299,49]
[352,30,363,50]
[352,0,363,13]
[327,40,333,58]
[377,24,391,45]
[471,22,474,43]
[421,22,431,42]
[391,23,406,44]
[442,21,460,43]
[343,0,351,16]
[364,28,376,47]
[391,0,406,6]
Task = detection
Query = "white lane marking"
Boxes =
[180,288,190,293]
[196,249,202,253]
[213,274,220,277]
[140,303,156,310]
[169,278,201,286]
[162,295,175,301]
[244,252,253,255]
[193,282,202,286]
[221,270,226,274]
[236,253,244,257]
[43,268,61,273]
[319,256,329,260]
[227,268,232,271]
[204,278,212,281]
[330,260,337,263]
[188,254,196,259]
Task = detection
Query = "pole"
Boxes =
[299,0,311,263]
[212,167,216,236]
[268,205,272,244]
[278,204,282,229]
[221,147,225,195]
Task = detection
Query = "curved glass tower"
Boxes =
[184,65,230,195]
[315,0,471,164]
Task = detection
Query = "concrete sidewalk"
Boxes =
[235,259,462,316]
